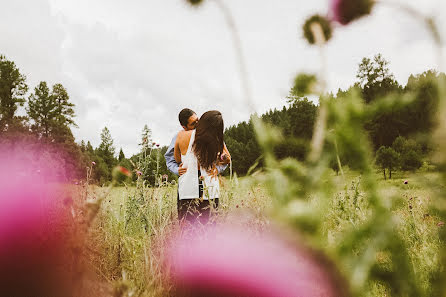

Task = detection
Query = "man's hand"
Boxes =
[178,163,187,176]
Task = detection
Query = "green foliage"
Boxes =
[291,73,318,97]
[0,54,28,132]
[376,146,399,179]
[225,98,317,175]
[357,54,402,104]
[27,81,77,141]
[118,148,125,161]
[95,127,117,182]
[392,136,423,171]
[27,81,57,138]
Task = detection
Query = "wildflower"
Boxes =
[167,225,345,297]
[302,14,333,45]
[118,166,132,177]
[91,161,96,165]
[438,221,445,227]
[0,152,77,296]
[156,143,160,147]
[404,180,408,184]
[330,0,375,25]
[136,170,143,176]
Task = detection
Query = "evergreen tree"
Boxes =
[27,82,77,142]
[136,125,154,181]
[52,83,76,127]
[86,141,94,153]
[356,54,401,104]
[27,81,57,138]
[119,148,125,161]
[97,127,116,174]
[93,127,116,183]
[0,55,28,132]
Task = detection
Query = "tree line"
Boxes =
[0,54,175,185]
[224,54,444,178]
[1,53,443,183]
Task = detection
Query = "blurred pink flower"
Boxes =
[404,180,408,184]
[438,221,445,227]
[0,146,75,296]
[91,161,96,165]
[156,143,160,147]
[330,0,374,25]
[166,226,346,297]
[137,170,143,176]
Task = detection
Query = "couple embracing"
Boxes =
[164,108,231,225]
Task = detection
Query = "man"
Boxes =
[165,108,199,176]
[164,108,228,218]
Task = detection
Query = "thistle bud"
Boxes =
[302,14,333,45]
[330,0,375,25]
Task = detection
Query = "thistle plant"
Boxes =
[186,0,445,296]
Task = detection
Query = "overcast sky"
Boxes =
[1,0,445,156]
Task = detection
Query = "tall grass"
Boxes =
[75,169,443,297]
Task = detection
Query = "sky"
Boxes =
[1,0,445,156]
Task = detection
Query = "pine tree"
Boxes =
[137,125,154,181]
[27,81,57,138]
[96,127,116,181]
[0,55,28,132]
[27,82,77,142]
[140,124,153,153]
[119,148,125,161]
[52,83,76,127]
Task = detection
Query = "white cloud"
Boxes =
[1,0,445,156]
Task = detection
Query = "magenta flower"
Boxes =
[404,180,408,184]
[330,0,375,25]
[137,170,143,176]
[91,161,96,165]
[0,146,77,296]
[166,226,346,297]
[156,143,160,147]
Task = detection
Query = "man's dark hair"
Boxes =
[178,108,196,127]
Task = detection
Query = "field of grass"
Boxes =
[66,169,445,297]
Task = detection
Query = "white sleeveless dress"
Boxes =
[178,130,220,200]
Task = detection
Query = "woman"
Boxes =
[174,110,231,225]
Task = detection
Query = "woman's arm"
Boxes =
[219,143,231,165]
[174,133,182,164]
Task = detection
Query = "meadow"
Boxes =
[72,169,444,297]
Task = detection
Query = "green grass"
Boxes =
[77,171,443,297]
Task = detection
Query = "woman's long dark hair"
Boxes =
[193,110,224,170]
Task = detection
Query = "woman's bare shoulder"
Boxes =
[176,130,193,142]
